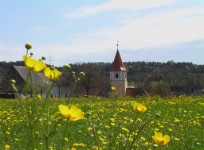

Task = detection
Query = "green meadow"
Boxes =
[0,96,203,150]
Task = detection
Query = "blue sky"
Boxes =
[0,0,204,66]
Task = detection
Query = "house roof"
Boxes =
[111,50,127,71]
[126,87,149,97]
[13,65,69,86]
[13,65,49,84]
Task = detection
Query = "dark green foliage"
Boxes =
[1,61,204,96]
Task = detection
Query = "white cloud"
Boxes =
[33,5,204,64]
[1,1,204,65]
[79,6,204,50]
[65,0,174,18]
[63,0,204,53]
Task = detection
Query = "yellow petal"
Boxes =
[44,67,62,81]
[44,67,52,80]
[23,55,37,70]
[53,68,62,80]
[68,106,85,121]
[141,105,147,112]
[133,102,138,110]
[58,105,70,119]
[37,94,42,100]
[155,132,163,138]
[163,135,170,145]
[153,132,170,145]
[111,86,116,91]
[33,61,46,72]
[133,102,147,112]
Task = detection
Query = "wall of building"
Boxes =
[110,80,127,95]
[110,71,127,81]
[51,85,69,98]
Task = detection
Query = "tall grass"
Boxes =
[0,96,203,149]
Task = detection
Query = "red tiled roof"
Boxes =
[111,50,127,71]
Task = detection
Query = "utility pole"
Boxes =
[47,53,54,66]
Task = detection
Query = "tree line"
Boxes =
[0,60,204,97]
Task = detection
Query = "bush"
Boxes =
[150,80,171,97]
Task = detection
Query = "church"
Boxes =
[110,45,149,97]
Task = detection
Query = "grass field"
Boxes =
[0,96,203,150]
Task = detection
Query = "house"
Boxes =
[110,46,149,97]
[3,65,69,98]
[0,68,5,93]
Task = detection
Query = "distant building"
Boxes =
[2,65,69,98]
[110,46,149,97]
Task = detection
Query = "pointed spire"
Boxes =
[111,42,127,71]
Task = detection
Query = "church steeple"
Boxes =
[111,43,127,71]
[110,42,128,95]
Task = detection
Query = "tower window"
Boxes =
[115,73,119,78]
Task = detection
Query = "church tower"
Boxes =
[110,44,127,95]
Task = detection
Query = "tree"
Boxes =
[73,63,109,96]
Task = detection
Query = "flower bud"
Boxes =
[63,64,71,72]
[79,72,85,78]
[10,79,16,85]
[72,71,76,77]
[50,66,55,70]
[30,52,33,56]
[25,43,32,50]
[41,56,46,60]
[156,113,161,118]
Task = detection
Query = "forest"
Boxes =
[0,60,204,97]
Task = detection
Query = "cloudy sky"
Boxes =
[0,0,204,66]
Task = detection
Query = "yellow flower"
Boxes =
[44,67,62,81]
[97,130,102,134]
[111,86,116,91]
[23,55,46,72]
[5,144,10,150]
[133,102,147,113]
[37,94,42,100]
[122,127,129,133]
[174,137,180,141]
[33,60,46,72]
[58,105,84,121]
[174,118,181,123]
[73,143,86,147]
[152,132,170,145]
[23,55,37,70]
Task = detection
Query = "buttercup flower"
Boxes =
[73,143,86,147]
[44,67,62,81]
[37,94,42,100]
[23,55,37,70]
[33,60,46,72]
[152,132,170,145]
[23,55,46,72]
[111,86,116,91]
[133,102,147,113]
[58,105,84,121]
[5,144,10,150]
